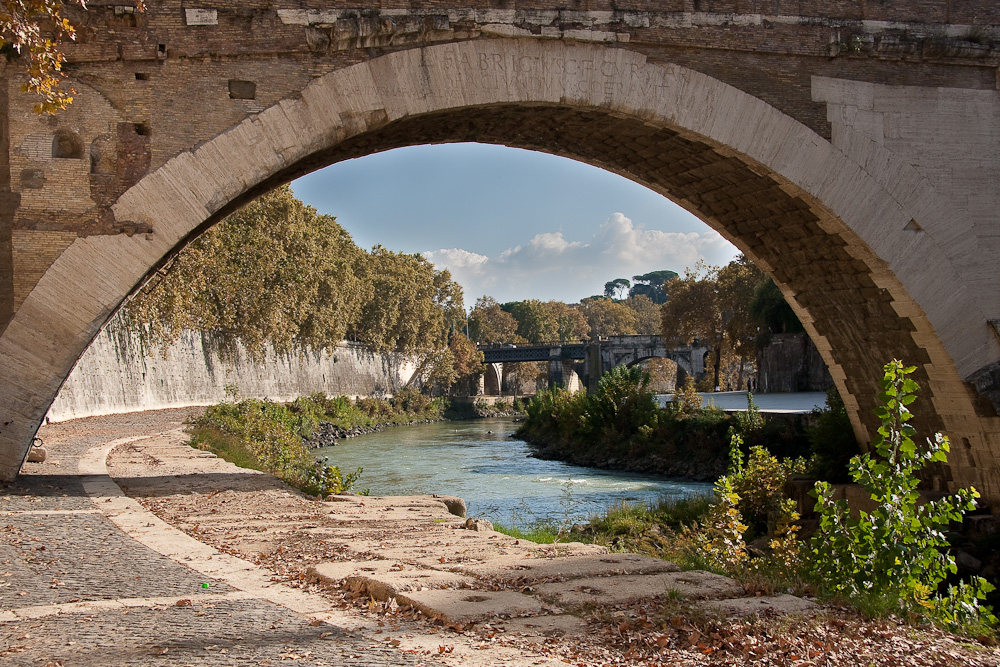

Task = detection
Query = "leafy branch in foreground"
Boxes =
[810,360,995,631]
[1,1,145,113]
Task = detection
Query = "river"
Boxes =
[314,418,712,530]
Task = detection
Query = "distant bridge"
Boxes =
[478,335,709,393]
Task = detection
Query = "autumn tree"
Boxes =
[545,300,590,342]
[750,277,803,335]
[125,186,465,361]
[660,257,764,391]
[350,247,463,354]
[124,185,364,358]
[623,294,661,335]
[449,331,484,378]
[579,297,638,337]
[0,1,146,113]
[468,296,518,344]
[504,299,558,343]
[717,256,766,389]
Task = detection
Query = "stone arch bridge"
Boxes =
[0,3,998,505]
[480,336,708,393]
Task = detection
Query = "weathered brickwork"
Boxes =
[10,231,77,309]
[0,3,997,505]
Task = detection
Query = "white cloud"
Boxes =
[426,213,738,304]
[423,247,489,271]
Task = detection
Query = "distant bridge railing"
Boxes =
[479,341,589,363]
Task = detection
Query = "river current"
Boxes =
[314,417,711,529]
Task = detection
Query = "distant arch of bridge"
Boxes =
[479,336,708,393]
[0,4,997,505]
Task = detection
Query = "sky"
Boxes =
[291,143,739,306]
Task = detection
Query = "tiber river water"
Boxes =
[314,417,712,530]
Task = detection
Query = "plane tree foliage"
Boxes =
[468,296,518,344]
[750,277,804,336]
[502,299,589,343]
[579,297,638,337]
[623,294,661,335]
[124,186,463,360]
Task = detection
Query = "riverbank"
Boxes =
[8,410,995,667]
[515,379,817,483]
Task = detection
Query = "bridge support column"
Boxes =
[584,343,602,393]
[547,359,581,392]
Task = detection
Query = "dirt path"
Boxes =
[3,410,996,666]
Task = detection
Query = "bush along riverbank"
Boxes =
[515,366,813,481]
[501,361,998,641]
[188,386,449,496]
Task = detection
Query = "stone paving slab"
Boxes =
[310,561,476,598]
[501,614,589,640]
[451,552,680,582]
[533,571,744,607]
[397,589,546,624]
[695,593,818,617]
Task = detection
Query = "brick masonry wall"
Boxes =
[46,326,417,422]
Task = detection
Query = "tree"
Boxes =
[717,256,766,390]
[504,299,559,343]
[468,296,517,344]
[750,277,803,335]
[604,278,631,300]
[449,331,484,379]
[0,1,144,113]
[350,247,463,354]
[125,186,465,361]
[579,297,638,337]
[623,294,661,334]
[660,257,765,391]
[125,185,364,358]
[544,300,590,342]
[629,270,678,304]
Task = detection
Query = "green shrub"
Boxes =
[699,433,805,570]
[810,360,996,632]
[807,387,857,482]
[193,395,362,497]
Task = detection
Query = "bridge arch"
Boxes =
[2,39,997,502]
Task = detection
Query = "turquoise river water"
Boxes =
[314,417,711,529]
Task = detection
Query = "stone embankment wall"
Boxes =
[46,326,416,422]
[757,333,834,394]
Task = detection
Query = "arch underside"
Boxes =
[2,40,997,503]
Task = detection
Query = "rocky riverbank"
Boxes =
[525,438,727,483]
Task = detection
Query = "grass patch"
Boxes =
[189,425,262,472]
[492,521,563,544]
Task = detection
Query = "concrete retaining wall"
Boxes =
[46,326,416,422]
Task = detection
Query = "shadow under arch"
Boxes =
[2,39,997,502]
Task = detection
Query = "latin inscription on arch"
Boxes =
[435,48,671,102]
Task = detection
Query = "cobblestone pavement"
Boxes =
[1,411,426,667]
